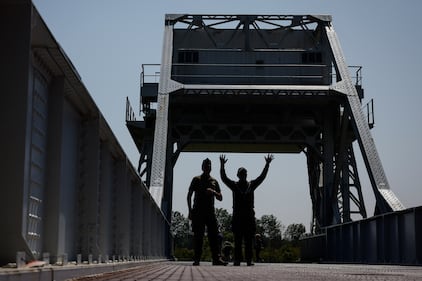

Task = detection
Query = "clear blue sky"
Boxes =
[33,0,422,229]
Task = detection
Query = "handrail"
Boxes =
[331,65,363,86]
[141,64,160,85]
[142,63,362,86]
[349,65,362,86]
[172,63,327,67]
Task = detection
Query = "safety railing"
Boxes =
[141,64,160,85]
[171,62,331,85]
[331,65,363,86]
[349,65,362,86]
[141,63,363,87]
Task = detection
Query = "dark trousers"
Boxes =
[192,212,219,262]
[232,215,255,264]
[234,231,253,263]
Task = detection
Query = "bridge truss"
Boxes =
[126,14,404,232]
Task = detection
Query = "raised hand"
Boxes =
[265,154,274,164]
[220,154,228,165]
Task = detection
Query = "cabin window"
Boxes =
[178,50,199,63]
[302,52,322,64]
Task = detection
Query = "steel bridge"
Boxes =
[125,14,421,264]
[1,1,421,276]
[128,14,405,225]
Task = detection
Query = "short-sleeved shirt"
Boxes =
[189,174,221,214]
[225,181,257,233]
[227,181,255,219]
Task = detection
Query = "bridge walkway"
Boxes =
[71,262,422,281]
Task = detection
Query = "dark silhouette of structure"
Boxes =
[126,14,422,264]
[1,1,420,271]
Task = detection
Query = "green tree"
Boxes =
[284,223,306,241]
[171,209,305,263]
[256,214,284,249]
[256,214,283,240]
[215,208,232,233]
[171,211,190,248]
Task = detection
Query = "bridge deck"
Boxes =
[4,261,420,281]
[72,262,422,281]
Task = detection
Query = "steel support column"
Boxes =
[150,23,183,207]
[324,24,404,213]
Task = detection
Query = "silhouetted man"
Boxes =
[187,158,227,266]
[220,154,274,266]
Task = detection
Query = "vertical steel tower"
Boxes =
[126,14,404,231]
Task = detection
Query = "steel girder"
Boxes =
[132,14,404,228]
[324,24,404,213]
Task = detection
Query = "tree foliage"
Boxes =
[284,223,306,241]
[171,211,191,249]
[171,209,307,263]
[171,211,189,238]
[256,214,282,240]
[215,208,232,233]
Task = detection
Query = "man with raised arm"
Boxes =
[219,154,274,266]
